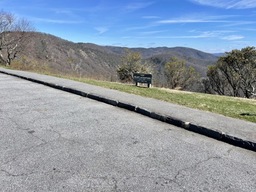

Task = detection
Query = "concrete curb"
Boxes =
[1,70,255,152]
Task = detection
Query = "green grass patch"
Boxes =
[68,76,256,123]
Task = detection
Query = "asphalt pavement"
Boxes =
[0,68,255,152]
[0,72,256,191]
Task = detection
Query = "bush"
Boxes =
[117,50,151,82]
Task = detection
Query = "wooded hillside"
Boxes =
[11,32,218,82]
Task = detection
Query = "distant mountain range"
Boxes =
[17,32,220,81]
[213,53,226,57]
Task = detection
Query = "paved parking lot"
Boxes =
[0,74,255,191]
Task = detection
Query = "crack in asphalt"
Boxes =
[6,116,30,131]
[109,157,222,191]
[116,174,183,191]
[111,177,119,192]
[174,156,221,181]
[2,141,48,166]
[28,131,47,144]
[0,169,37,177]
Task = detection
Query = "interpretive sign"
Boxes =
[133,73,152,88]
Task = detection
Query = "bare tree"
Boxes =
[0,11,34,66]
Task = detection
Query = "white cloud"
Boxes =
[125,2,154,11]
[142,16,160,19]
[151,30,241,40]
[124,23,158,31]
[51,9,73,15]
[221,21,256,27]
[191,0,256,9]
[95,27,109,34]
[156,16,231,24]
[157,19,226,24]
[221,35,245,40]
[189,31,244,40]
[156,14,236,24]
[139,30,166,35]
[243,28,256,31]
[31,17,83,24]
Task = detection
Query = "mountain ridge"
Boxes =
[14,32,219,81]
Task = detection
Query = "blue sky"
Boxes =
[1,0,256,53]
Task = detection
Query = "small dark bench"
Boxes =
[133,73,152,88]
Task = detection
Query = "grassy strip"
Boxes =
[2,66,256,123]
[68,77,256,123]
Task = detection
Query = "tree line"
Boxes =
[117,47,256,99]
